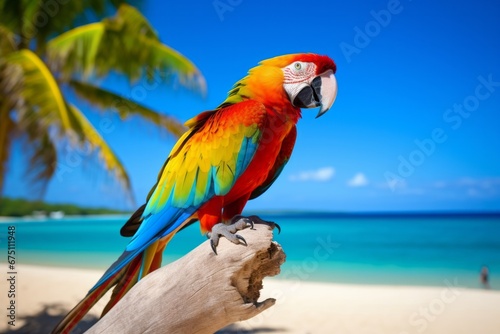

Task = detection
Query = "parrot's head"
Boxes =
[221,53,337,118]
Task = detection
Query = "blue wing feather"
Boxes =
[235,136,258,179]
[89,202,196,292]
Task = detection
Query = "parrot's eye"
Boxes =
[294,62,302,70]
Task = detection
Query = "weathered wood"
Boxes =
[86,224,285,334]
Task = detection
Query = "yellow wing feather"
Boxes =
[145,101,267,214]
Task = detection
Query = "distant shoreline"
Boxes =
[0,213,130,223]
[0,197,130,218]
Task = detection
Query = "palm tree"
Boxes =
[0,1,205,201]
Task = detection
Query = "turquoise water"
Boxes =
[1,213,499,290]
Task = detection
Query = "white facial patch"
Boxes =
[282,62,316,84]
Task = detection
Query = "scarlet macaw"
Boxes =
[53,53,337,333]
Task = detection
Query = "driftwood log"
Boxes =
[86,224,285,334]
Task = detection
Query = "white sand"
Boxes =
[2,265,500,333]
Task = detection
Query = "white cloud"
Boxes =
[417,177,500,198]
[457,177,500,189]
[467,188,481,197]
[290,167,335,182]
[433,181,447,188]
[347,173,369,187]
[376,179,407,190]
[432,177,500,191]
[399,187,425,195]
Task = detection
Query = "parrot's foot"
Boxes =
[208,217,253,255]
[240,215,281,234]
[207,215,280,255]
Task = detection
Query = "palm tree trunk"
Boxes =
[0,102,12,194]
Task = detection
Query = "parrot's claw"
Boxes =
[210,238,218,255]
[230,214,255,229]
[235,234,248,246]
[207,215,280,255]
[245,215,281,234]
[207,217,253,255]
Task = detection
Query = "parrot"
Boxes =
[52,53,338,334]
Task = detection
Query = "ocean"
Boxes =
[1,213,499,290]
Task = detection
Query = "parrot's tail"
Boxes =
[51,238,169,334]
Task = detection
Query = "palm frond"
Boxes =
[0,1,23,44]
[66,103,132,197]
[103,3,158,40]
[4,49,72,133]
[19,0,41,45]
[0,56,23,112]
[69,79,187,137]
[133,34,206,90]
[46,23,106,79]
[0,25,16,56]
[1,0,129,53]
[1,54,57,194]
[22,125,57,195]
[47,4,205,92]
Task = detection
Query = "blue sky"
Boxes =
[5,0,500,212]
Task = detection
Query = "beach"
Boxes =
[3,264,500,334]
[2,214,499,333]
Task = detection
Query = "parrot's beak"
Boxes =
[287,69,338,118]
[313,70,337,118]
